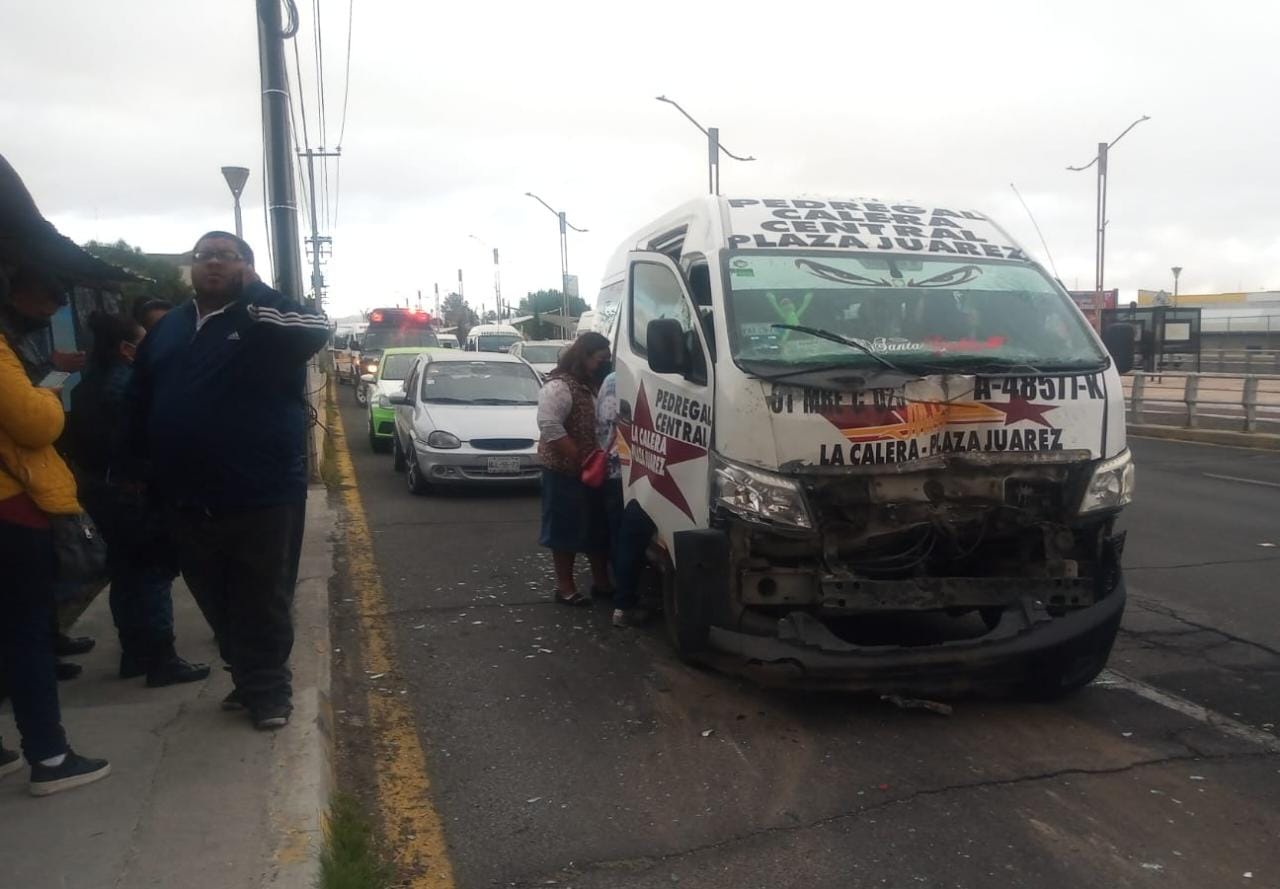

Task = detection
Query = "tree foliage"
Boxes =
[517,289,589,318]
[441,291,478,339]
[82,239,195,309]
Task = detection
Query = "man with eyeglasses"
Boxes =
[120,231,329,730]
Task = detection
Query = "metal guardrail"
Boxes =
[1125,371,1280,433]
[1183,350,1280,374]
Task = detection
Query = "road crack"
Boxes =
[507,750,1279,885]
[1127,596,1280,659]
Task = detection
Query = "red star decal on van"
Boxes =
[618,382,705,521]
[990,395,1057,427]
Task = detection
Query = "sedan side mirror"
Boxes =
[388,392,410,406]
[360,373,376,384]
[647,318,689,376]
[1101,323,1136,375]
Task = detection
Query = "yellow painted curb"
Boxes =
[329,387,457,889]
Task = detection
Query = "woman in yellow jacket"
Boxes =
[0,273,111,796]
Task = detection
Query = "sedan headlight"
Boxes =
[1079,449,1135,514]
[426,431,461,449]
[712,454,812,530]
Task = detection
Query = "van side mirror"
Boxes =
[647,318,689,375]
[1101,323,1136,375]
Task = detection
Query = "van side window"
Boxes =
[630,262,707,385]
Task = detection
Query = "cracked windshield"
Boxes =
[2,2,1277,889]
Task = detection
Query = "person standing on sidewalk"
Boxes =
[121,232,329,730]
[0,268,111,796]
[66,311,210,687]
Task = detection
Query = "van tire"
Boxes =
[1018,608,1122,701]
[661,560,709,658]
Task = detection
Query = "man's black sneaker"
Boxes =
[0,744,23,781]
[145,657,211,688]
[55,661,82,681]
[252,702,292,731]
[221,689,245,711]
[29,749,111,797]
[55,634,95,657]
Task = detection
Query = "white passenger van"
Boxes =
[463,323,522,355]
[602,196,1137,698]
[464,323,523,353]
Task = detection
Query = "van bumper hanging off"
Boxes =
[677,527,1128,696]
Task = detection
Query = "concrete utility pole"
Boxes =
[255,0,303,302]
[299,148,340,313]
[220,166,250,238]
[1068,114,1150,328]
[1171,266,1183,306]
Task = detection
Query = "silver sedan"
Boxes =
[390,351,543,494]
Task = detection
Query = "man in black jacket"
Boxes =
[124,232,329,729]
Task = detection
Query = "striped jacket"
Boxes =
[122,282,329,509]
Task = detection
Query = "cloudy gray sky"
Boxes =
[3,0,1277,319]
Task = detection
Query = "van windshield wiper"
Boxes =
[770,324,908,375]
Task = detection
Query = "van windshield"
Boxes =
[725,252,1106,373]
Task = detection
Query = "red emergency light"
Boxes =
[370,311,384,323]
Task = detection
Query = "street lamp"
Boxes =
[525,192,587,328]
[1067,115,1150,328]
[1171,266,1183,306]
[469,234,503,320]
[219,166,250,239]
[656,95,756,195]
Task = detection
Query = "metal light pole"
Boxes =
[469,235,503,320]
[220,166,250,238]
[655,95,756,195]
[1171,266,1183,307]
[525,192,587,328]
[1067,114,1150,328]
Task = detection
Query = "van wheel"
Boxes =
[660,559,709,658]
[406,454,431,495]
[392,434,407,472]
[1018,609,1122,701]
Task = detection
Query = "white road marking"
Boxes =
[1202,473,1280,489]
[1096,670,1280,754]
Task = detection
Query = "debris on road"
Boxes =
[701,729,715,737]
[881,694,954,716]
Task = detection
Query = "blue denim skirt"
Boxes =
[539,469,608,553]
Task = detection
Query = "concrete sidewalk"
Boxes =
[0,491,335,889]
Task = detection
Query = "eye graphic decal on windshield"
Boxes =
[793,259,985,289]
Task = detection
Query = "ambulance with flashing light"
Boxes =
[354,308,440,407]
[600,195,1137,698]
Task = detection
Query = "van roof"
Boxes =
[603,195,1028,275]
[467,324,521,336]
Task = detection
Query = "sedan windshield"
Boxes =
[726,252,1106,373]
[379,352,420,381]
[519,344,564,364]
[421,361,540,404]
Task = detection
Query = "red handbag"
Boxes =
[580,448,607,488]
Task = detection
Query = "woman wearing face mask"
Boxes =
[65,312,209,688]
[536,331,615,606]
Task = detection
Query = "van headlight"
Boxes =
[1079,449,1135,514]
[426,431,461,449]
[712,454,813,530]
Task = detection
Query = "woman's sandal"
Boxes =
[554,591,591,607]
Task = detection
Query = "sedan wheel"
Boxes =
[354,383,368,407]
[406,453,430,495]
[392,433,407,472]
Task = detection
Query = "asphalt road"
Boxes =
[334,391,1280,889]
